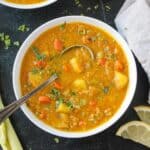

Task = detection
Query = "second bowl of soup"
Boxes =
[13,16,137,138]
[0,0,57,9]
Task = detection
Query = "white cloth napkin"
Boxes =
[115,0,150,104]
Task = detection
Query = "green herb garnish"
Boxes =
[54,137,60,143]
[18,24,30,32]
[103,86,109,94]
[0,33,11,49]
[56,97,64,108]
[51,88,61,98]
[13,41,20,47]
[94,4,99,10]
[87,7,91,11]
[105,5,111,11]
[60,22,66,30]
[51,70,60,77]
[70,91,76,96]
[32,46,46,60]
[66,101,73,108]
[31,68,40,74]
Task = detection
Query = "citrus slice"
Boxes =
[116,121,150,148]
[134,105,150,124]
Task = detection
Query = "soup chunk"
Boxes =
[21,22,128,132]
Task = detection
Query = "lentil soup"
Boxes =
[20,22,128,132]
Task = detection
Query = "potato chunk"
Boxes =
[28,72,43,87]
[73,79,87,90]
[114,71,128,89]
[54,113,69,129]
[70,57,82,73]
[56,103,71,113]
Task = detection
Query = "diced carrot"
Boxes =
[39,96,51,104]
[98,58,107,66]
[79,120,86,126]
[39,112,45,119]
[54,38,63,51]
[34,60,46,68]
[63,64,70,72]
[115,60,124,71]
[89,100,97,107]
[53,81,63,89]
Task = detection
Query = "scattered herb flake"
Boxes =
[13,41,20,46]
[60,22,66,30]
[31,68,40,74]
[103,86,109,94]
[32,46,46,60]
[51,70,60,77]
[70,91,76,96]
[105,5,111,11]
[51,88,61,98]
[0,33,11,49]
[18,24,30,32]
[94,4,99,10]
[54,137,60,143]
[66,101,73,109]
[87,7,91,11]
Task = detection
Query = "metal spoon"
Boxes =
[0,45,94,124]
[0,74,58,124]
[61,44,94,60]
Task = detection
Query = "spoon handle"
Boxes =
[0,74,58,124]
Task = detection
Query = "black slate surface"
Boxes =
[0,0,149,150]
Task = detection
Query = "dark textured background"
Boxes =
[0,0,149,150]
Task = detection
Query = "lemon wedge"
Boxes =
[116,121,150,148]
[134,106,150,124]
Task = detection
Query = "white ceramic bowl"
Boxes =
[0,0,57,9]
[13,16,137,138]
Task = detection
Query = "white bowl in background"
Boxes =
[13,16,137,138]
[0,0,57,9]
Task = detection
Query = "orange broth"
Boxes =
[20,22,128,132]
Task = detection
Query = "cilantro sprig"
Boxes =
[31,46,46,60]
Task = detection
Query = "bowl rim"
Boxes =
[13,16,137,138]
[0,0,57,9]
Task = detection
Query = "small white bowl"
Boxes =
[13,16,137,138]
[0,0,57,9]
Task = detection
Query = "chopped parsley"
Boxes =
[70,91,76,96]
[60,22,66,30]
[87,7,92,11]
[54,137,60,143]
[51,88,61,98]
[51,70,60,77]
[66,101,73,108]
[32,46,46,60]
[18,24,30,32]
[94,4,99,10]
[31,68,40,74]
[103,86,109,94]
[13,41,20,47]
[0,33,11,49]
[50,88,73,109]
[74,0,82,7]
[105,5,111,12]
